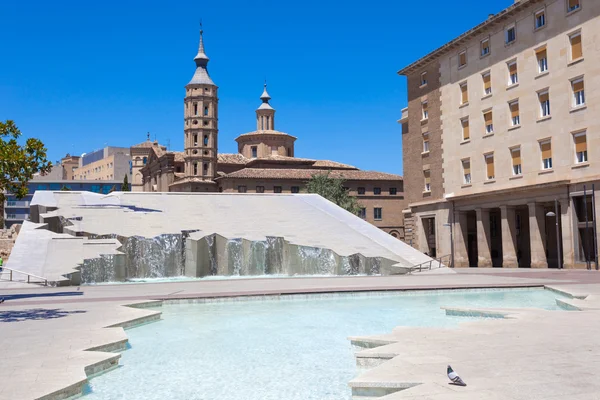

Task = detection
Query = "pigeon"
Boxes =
[447,365,466,386]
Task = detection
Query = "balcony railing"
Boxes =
[4,201,30,208]
[4,213,29,221]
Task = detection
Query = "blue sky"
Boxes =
[1,0,512,175]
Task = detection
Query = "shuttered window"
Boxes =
[424,170,431,192]
[572,79,585,106]
[484,111,493,133]
[481,39,490,56]
[510,101,520,126]
[508,62,518,85]
[512,148,522,175]
[462,160,471,184]
[483,73,492,95]
[422,101,429,120]
[460,83,468,104]
[462,118,470,140]
[539,91,550,117]
[536,48,548,73]
[574,133,588,163]
[459,51,467,67]
[485,154,495,180]
[570,33,582,60]
[541,141,552,169]
[568,0,581,12]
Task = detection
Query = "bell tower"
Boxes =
[183,25,218,184]
[256,83,275,131]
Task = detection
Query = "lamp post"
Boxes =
[443,223,454,268]
[545,199,562,269]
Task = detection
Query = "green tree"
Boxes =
[0,120,51,201]
[121,175,130,192]
[306,172,361,215]
[60,185,71,191]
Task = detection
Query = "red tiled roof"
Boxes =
[217,168,403,181]
[173,152,185,163]
[312,160,357,169]
[235,130,297,140]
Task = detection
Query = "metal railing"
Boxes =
[408,254,451,274]
[0,266,54,286]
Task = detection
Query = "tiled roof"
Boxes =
[312,160,357,169]
[173,152,185,163]
[132,140,165,149]
[217,153,249,165]
[246,155,314,164]
[217,168,403,181]
[236,130,297,140]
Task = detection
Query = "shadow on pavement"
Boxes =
[0,292,84,301]
[0,308,86,323]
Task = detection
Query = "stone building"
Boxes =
[399,0,600,267]
[139,27,406,239]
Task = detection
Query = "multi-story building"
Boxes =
[3,180,121,228]
[139,27,407,239]
[400,0,599,268]
[73,146,132,183]
[60,154,80,181]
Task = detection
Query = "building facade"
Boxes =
[73,146,132,183]
[400,0,600,267]
[139,27,406,238]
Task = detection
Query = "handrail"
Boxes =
[408,254,452,274]
[0,266,53,286]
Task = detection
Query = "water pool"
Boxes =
[85,288,566,400]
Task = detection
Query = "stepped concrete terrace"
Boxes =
[1,269,600,399]
[5,191,434,285]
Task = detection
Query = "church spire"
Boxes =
[258,82,274,111]
[188,22,215,86]
[256,82,275,131]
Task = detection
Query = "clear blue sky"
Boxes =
[1,0,512,175]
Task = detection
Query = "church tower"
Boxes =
[183,26,218,187]
[256,83,275,131]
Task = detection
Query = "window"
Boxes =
[484,110,493,134]
[193,103,198,115]
[193,162,198,175]
[424,170,431,192]
[238,185,247,193]
[536,47,548,73]
[291,186,300,193]
[204,135,209,146]
[143,157,148,165]
[485,153,495,180]
[570,32,583,60]
[358,208,366,219]
[274,186,282,193]
[572,78,585,107]
[574,132,588,163]
[374,187,381,195]
[511,147,522,175]
[374,208,382,220]
[462,159,471,184]
[421,101,429,120]
[423,133,430,152]
[256,186,265,193]
[271,145,278,155]
[357,187,365,195]
[461,118,470,141]
[420,72,428,86]
[460,82,468,104]
[458,51,467,68]
[481,38,490,57]
[193,134,198,146]
[508,61,518,85]
[204,106,209,116]
[483,72,492,95]
[539,91,550,117]
[251,146,258,158]
[535,9,546,29]
[509,100,520,126]
[203,163,208,174]
[506,24,516,44]
[541,140,553,169]
[389,187,397,195]
[567,0,581,13]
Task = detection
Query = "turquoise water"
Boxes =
[85,289,565,400]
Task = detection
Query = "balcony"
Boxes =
[5,213,30,221]
[4,200,30,208]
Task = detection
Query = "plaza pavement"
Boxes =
[1,269,600,399]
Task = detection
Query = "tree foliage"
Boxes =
[121,175,130,192]
[306,172,361,215]
[0,120,51,201]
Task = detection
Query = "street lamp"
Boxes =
[443,223,454,268]
[545,199,562,269]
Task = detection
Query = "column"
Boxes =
[454,211,469,268]
[560,198,575,269]
[476,208,492,268]
[528,202,548,268]
[500,206,518,268]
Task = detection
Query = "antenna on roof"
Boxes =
[147,132,150,141]
[167,139,171,151]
